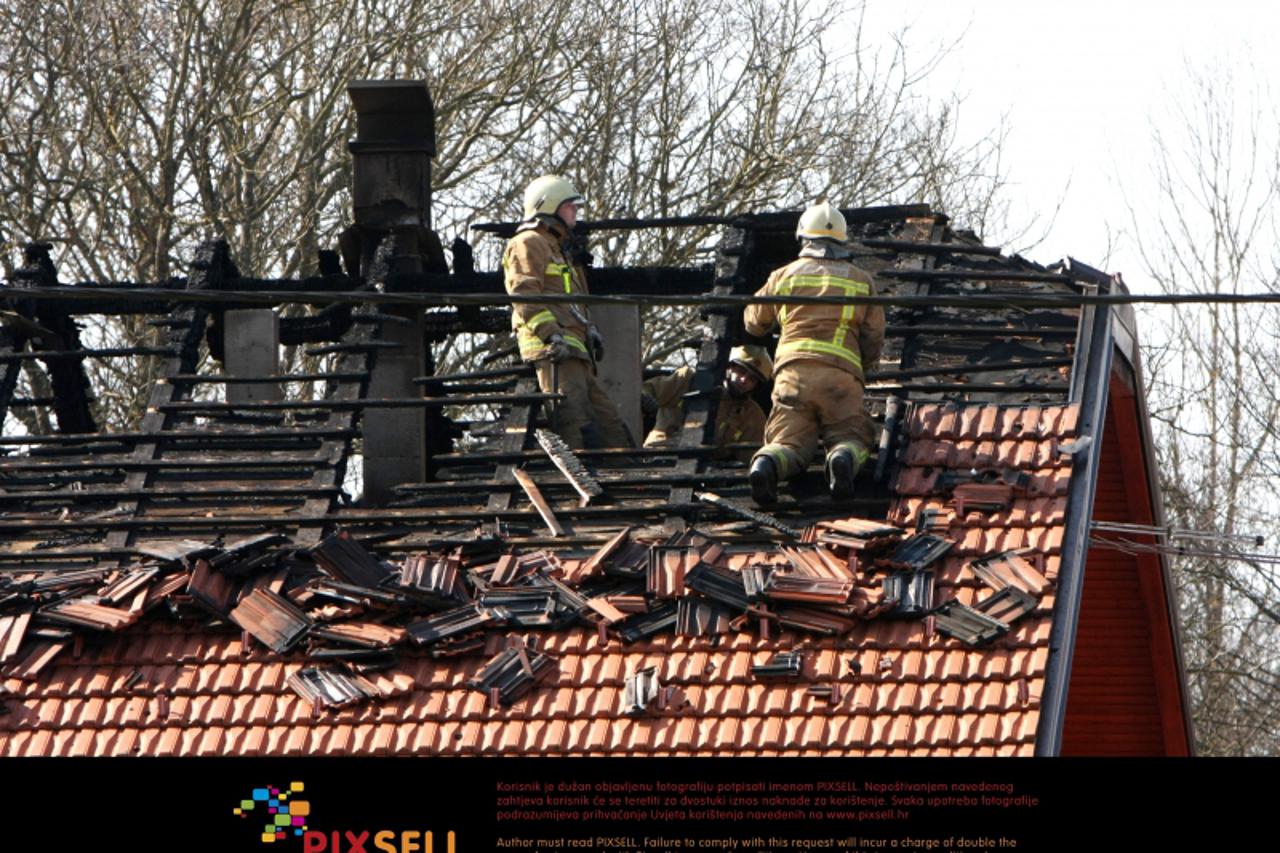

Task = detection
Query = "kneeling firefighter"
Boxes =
[743,202,884,504]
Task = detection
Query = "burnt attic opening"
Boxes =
[0,80,1088,565]
[0,211,1083,553]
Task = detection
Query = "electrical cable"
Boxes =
[6,281,1280,309]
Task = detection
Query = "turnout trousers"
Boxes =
[753,362,874,478]
[534,358,631,450]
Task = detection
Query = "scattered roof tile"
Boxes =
[228,588,311,653]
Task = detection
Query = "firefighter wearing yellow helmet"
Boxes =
[502,175,631,448]
[641,345,772,461]
[744,202,884,503]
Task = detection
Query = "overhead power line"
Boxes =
[5,282,1280,310]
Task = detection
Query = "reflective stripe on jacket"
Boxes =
[743,257,884,379]
[503,222,591,361]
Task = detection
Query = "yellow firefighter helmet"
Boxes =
[729,345,774,383]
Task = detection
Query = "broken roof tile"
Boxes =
[951,483,1014,515]
[879,534,952,572]
[615,602,677,644]
[467,637,558,708]
[975,587,1038,627]
[676,599,733,637]
[310,532,392,590]
[684,563,751,611]
[932,599,1009,646]
[186,559,239,617]
[135,539,215,563]
[622,667,662,716]
[228,588,311,653]
[0,610,32,666]
[771,604,857,636]
[750,651,805,680]
[906,403,940,439]
[41,601,139,632]
[968,551,1050,597]
[406,604,504,646]
[648,546,694,599]
[763,573,853,605]
[398,553,468,602]
[310,621,406,649]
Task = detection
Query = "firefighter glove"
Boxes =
[546,334,571,363]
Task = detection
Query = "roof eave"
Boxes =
[1035,290,1114,756]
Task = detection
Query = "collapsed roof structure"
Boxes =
[0,82,1191,757]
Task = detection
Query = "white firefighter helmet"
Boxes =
[795,201,847,242]
[522,175,584,220]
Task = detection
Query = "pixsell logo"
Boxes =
[231,780,457,852]
[233,781,312,844]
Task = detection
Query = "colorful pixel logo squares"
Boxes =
[233,782,310,844]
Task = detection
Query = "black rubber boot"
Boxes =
[749,456,779,505]
[826,448,859,500]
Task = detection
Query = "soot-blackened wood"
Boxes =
[486,377,542,515]
[663,224,750,531]
[292,234,389,548]
[10,244,96,433]
[104,240,229,564]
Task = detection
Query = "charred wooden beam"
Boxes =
[470,205,933,239]
[382,267,714,296]
[432,445,724,464]
[156,392,561,413]
[879,268,1074,284]
[0,427,355,446]
[414,364,534,385]
[886,324,1077,339]
[860,239,1002,256]
[867,356,1074,382]
[101,239,229,565]
[0,347,177,363]
[0,485,339,504]
[485,377,542,513]
[10,243,97,433]
[0,456,325,472]
[0,495,878,532]
[867,382,1069,394]
[396,470,750,494]
[164,372,367,384]
[0,326,20,429]
[511,468,565,537]
[664,221,745,529]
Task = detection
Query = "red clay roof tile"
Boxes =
[0,399,1079,758]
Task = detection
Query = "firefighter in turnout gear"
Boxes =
[641,345,772,461]
[503,175,630,449]
[744,202,884,504]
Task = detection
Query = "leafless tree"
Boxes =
[1127,62,1280,755]
[1,0,1014,427]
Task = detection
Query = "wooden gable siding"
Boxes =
[1060,372,1191,756]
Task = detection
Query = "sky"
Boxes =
[857,0,1280,292]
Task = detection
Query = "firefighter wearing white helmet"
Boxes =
[503,174,630,449]
[744,201,884,504]
[641,345,772,461]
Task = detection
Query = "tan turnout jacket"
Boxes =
[503,219,591,362]
[743,256,884,380]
